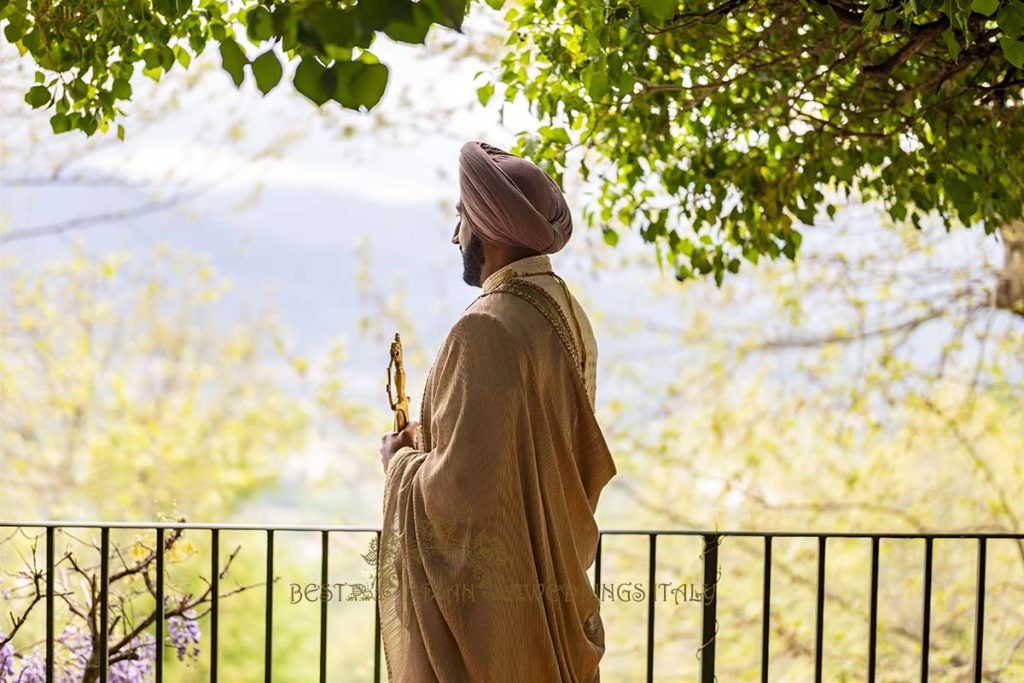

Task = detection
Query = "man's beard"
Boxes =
[461,231,485,287]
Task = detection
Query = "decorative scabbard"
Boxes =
[386,332,410,432]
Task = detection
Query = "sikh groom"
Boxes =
[378,141,617,682]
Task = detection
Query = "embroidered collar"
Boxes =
[482,254,552,293]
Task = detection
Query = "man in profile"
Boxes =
[379,140,616,682]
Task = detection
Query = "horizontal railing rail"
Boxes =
[2,522,1020,683]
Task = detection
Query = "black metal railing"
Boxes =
[1,522,1020,682]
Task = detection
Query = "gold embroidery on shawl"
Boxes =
[481,277,587,389]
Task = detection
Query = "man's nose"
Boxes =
[451,222,460,245]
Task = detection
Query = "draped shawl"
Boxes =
[378,277,617,682]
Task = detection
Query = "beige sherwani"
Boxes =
[378,254,616,682]
[480,255,599,408]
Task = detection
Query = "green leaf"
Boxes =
[159,46,174,71]
[325,45,354,61]
[68,78,87,100]
[25,85,50,108]
[602,228,619,246]
[862,8,883,33]
[346,62,389,109]
[49,113,71,134]
[252,50,283,95]
[539,125,571,144]
[111,78,132,100]
[477,81,494,105]
[971,0,999,16]
[4,12,26,41]
[294,58,330,106]
[174,46,192,69]
[942,28,961,60]
[814,1,839,27]
[425,0,468,30]
[117,124,125,141]
[219,38,248,87]
[384,3,433,43]
[999,36,1024,67]
[946,176,974,210]
[142,47,162,70]
[485,0,504,8]
[154,0,189,19]
[997,2,1024,39]
[638,0,675,23]
[584,64,610,100]
[247,6,275,41]
[618,70,636,95]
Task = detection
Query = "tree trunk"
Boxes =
[996,221,1024,317]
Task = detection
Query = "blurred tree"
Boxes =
[594,211,1024,679]
[0,245,309,519]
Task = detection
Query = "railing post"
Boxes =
[868,536,880,683]
[211,528,219,683]
[700,534,719,683]
[921,537,933,683]
[972,537,986,683]
[374,530,382,683]
[320,531,329,683]
[646,533,657,683]
[155,528,164,683]
[46,526,54,683]
[265,529,274,683]
[761,535,771,683]
[99,527,109,683]
[814,536,826,683]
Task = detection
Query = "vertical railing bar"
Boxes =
[211,529,219,683]
[265,529,274,683]
[319,531,329,683]
[814,536,826,683]
[646,533,656,683]
[100,527,109,683]
[374,530,382,683]
[868,536,880,683]
[46,526,55,683]
[155,528,164,683]
[921,537,933,683]
[594,533,603,596]
[972,537,986,683]
[761,535,771,683]
[700,534,719,683]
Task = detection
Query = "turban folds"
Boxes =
[458,141,573,254]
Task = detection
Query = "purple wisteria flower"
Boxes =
[0,637,16,680]
[1,617,197,683]
[167,610,201,661]
[109,635,156,683]
[0,635,44,683]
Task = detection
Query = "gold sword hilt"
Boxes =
[386,332,410,432]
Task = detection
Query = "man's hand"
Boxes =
[380,421,420,474]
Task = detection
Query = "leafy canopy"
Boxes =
[0,0,469,137]
[489,0,1024,283]
[5,0,1023,287]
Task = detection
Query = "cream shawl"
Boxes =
[378,276,617,682]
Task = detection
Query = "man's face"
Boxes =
[453,201,485,287]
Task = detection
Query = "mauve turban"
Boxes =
[458,141,573,254]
